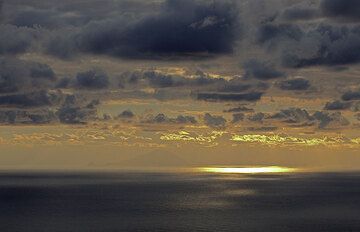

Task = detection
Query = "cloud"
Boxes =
[313,111,350,129]
[142,71,184,88]
[0,25,36,55]
[270,108,313,124]
[256,23,303,48]
[144,113,197,125]
[197,92,263,102]
[174,115,197,124]
[56,95,99,124]
[56,77,71,89]
[0,93,102,125]
[279,6,319,22]
[216,82,252,93]
[204,113,226,128]
[224,106,254,113]
[68,0,240,59]
[320,0,360,21]
[117,110,135,119]
[269,108,350,129]
[282,24,360,67]
[0,90,62,108]
[76,69,109,89]
[342,90,360,101]
[45,28,80,59]
[0,109,56,124]
[324,100,352,111]
[279,77,310,91]
[30,63,56,80]
[232,113,245,123]
[243,59,286,80]
[9,7,88,29]
[247,126,278,132]
[0,0,3,21]
[146,113,169,124]
[0,58,57,93]
[247,112,266,122]
[355,113,360,121]
[256,20,360,68]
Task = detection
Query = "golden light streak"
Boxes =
[198,166,298,174]
[159,131,226,144]
[230,134,351,147]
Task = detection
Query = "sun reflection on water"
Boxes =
[198,166,298,174]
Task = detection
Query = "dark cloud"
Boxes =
[30,63,56,80]
[0,58,28,93]
[324,100,352,111]
[86,99,100,109]
[0,90,62,108]
[57,106,97,124]
[197,92,263,102]
[279,6,319,22]
[268,108,350,129]
[224,106,254,113]
[117,110,135,119]
[0,56,103,124]
[55,77,71,89]
[9,8,88,29]
[0,109,56,124]
[149,114,169,124]
[0,58,57,93]
[216,83,252,93]
[10,8,62,29]
[313,111,350,129]
[232,113,244,123]
[256,23,303,48]
[45,29,80,59]
[0,0,3,21]
[27,110,57,124]
[247,126,278,132]
[144,113,197,125]
[204,113,226,128]
[57,95,98,124]
[174,115,197,124]
[153,88,190,101]
[58,0,240,59]
[279,78,310,91]
[320,0,360,21]
[0,25,36,55]
[102,113,112,121]
[247,112,266,122]
[142,71,184,88]
[342,91,360,101]
[243,59,286,80]
[256,21,360,68]
[282,24,360,67]
[270,108,313,124]
[76,69,109,89]
[115,69,266,101]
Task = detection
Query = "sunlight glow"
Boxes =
[198,166,297,174]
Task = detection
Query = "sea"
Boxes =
[0,170,359,232]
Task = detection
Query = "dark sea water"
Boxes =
[0,171,360,232]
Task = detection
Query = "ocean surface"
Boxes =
[0,171,359,232]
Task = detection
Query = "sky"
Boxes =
[0,0,360,170]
